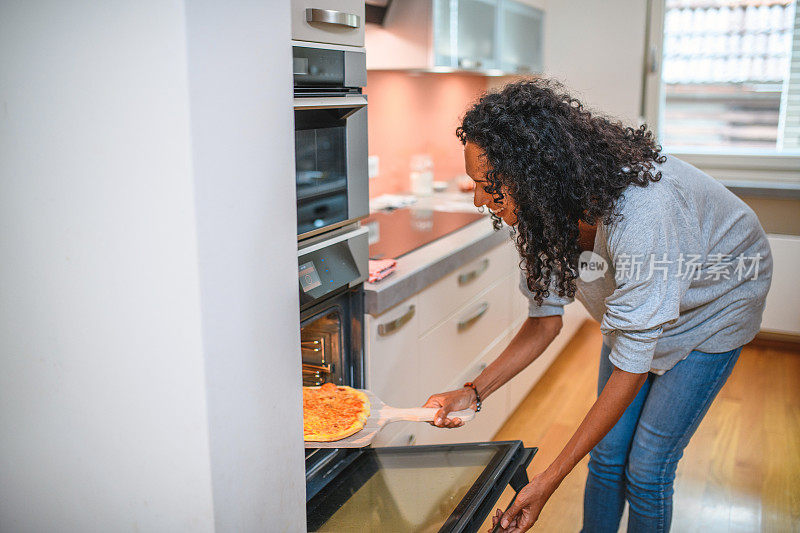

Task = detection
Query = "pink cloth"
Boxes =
[368,259,397,283]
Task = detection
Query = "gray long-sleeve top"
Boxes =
[521,155,773,374]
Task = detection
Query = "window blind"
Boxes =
[779,2,800,149]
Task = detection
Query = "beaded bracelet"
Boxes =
[463,381,482,412]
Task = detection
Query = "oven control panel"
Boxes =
[299,262,323,293]
[297,227,368,307]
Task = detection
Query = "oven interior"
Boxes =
[302,306,347,387]
[295,107,350,236]
[302,285,365,500]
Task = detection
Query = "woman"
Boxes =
[423,79,772,533]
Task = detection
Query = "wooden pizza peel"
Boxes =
[305,390,476,449]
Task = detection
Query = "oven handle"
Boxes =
[306,8,361,29]
[377,305,415,336]
[293,95,368,110]
[489,447,536,533]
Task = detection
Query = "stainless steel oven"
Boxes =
[298,224,368,502]
[299,226,368,388]
[294,44,368,240]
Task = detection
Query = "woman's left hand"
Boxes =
[489,473,558,532]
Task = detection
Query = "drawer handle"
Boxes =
[306,8,361,29]
[457,302,489,332]
[378,305,415,336]
[458,258,489,286]
[406,434,417,446]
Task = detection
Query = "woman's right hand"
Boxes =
[422,387,476,428]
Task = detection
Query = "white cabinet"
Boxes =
[415,331,511,446]
[366,242,517,447]
[418,275,512,398]
[291,0,365,47]
[418,241,515,334]
[366,297,421,446]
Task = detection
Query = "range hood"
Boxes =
[365,0,393,25]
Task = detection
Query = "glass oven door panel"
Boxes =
[294,96,368,237]
[306,441,535,532]
[297,194,349,236]
[295,108,348,199]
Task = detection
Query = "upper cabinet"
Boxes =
[499,0,543,74]
[291,0,366,47]
[366,0,543,75]
[434,0,498,70]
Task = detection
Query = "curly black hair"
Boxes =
[456,78,666,305]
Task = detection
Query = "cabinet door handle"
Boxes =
[457,302,489,332]
[306,8,361,29]
[458,258,489,286]
[378,305,415,336]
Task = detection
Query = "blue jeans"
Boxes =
[581,343,742,533]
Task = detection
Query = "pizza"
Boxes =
[303,383,371,442]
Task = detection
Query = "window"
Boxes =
[662,0,796,151]
[643,0,800,184]
[659,0,798,152]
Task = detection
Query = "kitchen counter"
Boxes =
[363,203,513,315]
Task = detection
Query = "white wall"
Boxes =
[184,1,306,531]
[0,1,305,531]
[543,0,647,125]
[0,2,215,531]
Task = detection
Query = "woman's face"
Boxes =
[464,141,518,226]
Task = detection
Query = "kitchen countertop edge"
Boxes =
[364,218,513,316]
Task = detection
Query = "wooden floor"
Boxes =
[483,321,800,532]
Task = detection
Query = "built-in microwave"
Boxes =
[294,44,368,240]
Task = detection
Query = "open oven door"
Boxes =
[306,440,535,533]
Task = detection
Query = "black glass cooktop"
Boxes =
[364,208,487,260]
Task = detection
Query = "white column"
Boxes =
[185,1,305,530]
[0,1,304,530]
